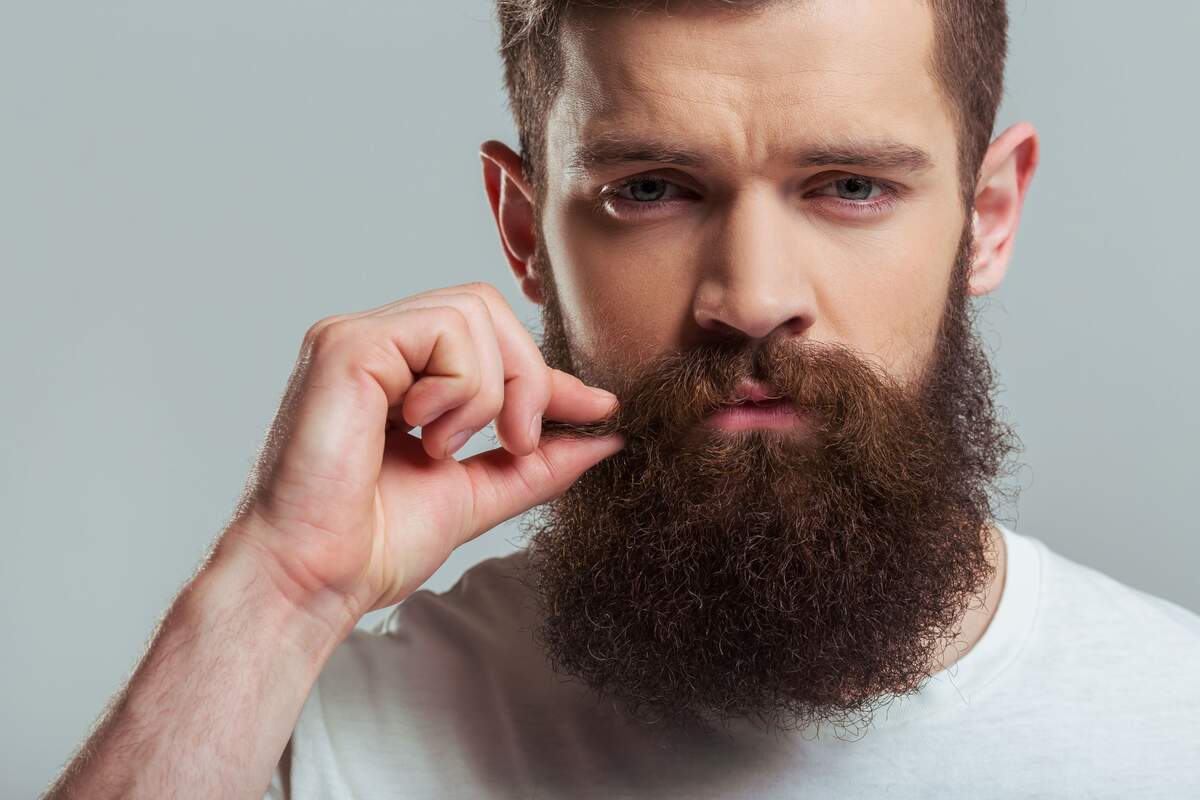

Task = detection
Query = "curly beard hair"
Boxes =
[518,219,1022,737]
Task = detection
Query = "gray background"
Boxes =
[3,1,1197,796]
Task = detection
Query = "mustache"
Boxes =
[541,335,915,448]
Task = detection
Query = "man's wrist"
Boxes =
[183,530,361,675]
[43,523,360,799]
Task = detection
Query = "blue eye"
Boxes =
[618,177,671,202]
[832,177,881,201]
[598,172,899,223]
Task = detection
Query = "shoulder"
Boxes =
[1026,531,1200,640]
[374,549,538,647]
[990,528,1200,762]
[325,548,540,690]
[296,550,553,733]
[276,551,569,795]
[1008,527,1200,710]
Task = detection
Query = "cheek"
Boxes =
[544,195,698,368]
[543,186,962,386]
[836,233,957,383]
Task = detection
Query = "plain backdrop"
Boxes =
[3,1,1197,796]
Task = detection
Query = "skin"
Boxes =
[44,2,1037,795]
[481,0,1038,675]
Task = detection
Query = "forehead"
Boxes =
[547,0,956,179]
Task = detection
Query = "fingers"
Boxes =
[299,307,482,466]
[305,281,619,463]
[399,282,553,456]
[457,432,626,543]
[411,283,620,455]
[386,293,507,460]
[544,368,621,423]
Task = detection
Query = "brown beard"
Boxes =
[517,220,1022,737]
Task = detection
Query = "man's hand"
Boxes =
[43,282,622,800]
[221,280,624,636]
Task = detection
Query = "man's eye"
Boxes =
[615,177,674,202]
[829,177,882,201]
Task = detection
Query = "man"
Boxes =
[46,1,1200,798]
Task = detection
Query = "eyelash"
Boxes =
[597,173,902,220]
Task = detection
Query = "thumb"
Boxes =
[457,433,625,543]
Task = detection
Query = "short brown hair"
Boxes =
[496,0,1007,212]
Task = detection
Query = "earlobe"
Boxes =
[967,122,1040,297]
[479,140,544,305]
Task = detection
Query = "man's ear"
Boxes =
[480,140,544,305]
[968,121,1040,296]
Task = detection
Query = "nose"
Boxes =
[692,185,817,341]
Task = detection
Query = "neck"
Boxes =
[929,520,1008,675]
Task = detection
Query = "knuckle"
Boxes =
[522,446,559,494]
[310,321,353,355]
[451,291,491,320]
[463,362,484,397]
[437,304,472,336]
[529,364,554,405]
[481,383,507,420]
[463,280,503,303]
[303,314,348,348]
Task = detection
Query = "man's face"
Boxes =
[539,0,965,390]
[511,0,1019,734]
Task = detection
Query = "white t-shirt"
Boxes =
[264,523,1200,798]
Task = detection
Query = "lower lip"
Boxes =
[706,401,805,432]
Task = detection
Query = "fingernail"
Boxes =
[600,432,626,457]
[445,429,472,457]
[418,400,454,428]
[528,412,542,444]
[590,387,618,405]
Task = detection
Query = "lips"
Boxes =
[705,397,805,433]
[698,379,806,433]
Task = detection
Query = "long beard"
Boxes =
[517,222,1021,736]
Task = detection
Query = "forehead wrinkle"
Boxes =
[550,0,955,188]
[561,37,936,144]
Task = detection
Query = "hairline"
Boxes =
[506,0,986,215]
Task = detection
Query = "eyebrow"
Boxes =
[566,134,935,175]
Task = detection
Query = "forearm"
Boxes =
[45,535,357,799]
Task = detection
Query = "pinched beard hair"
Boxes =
[517,220,1022,736]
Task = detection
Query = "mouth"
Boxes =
[705,396,805,432]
